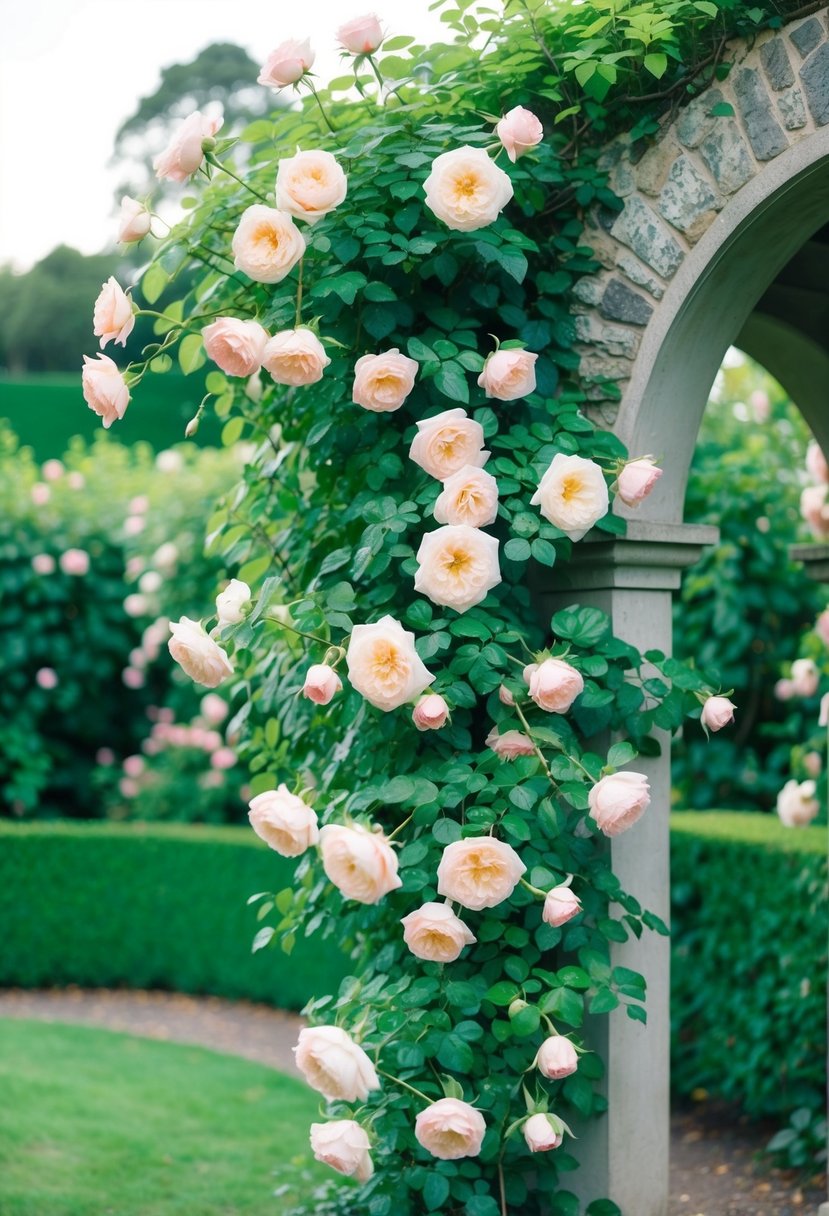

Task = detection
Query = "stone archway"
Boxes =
[553,12,829,1216]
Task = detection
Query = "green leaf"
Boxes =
[434,360,469,404]
[606,741,638,768]
[504,538,531,563]
[643,52,667,78]
[424,1174,450,1211]
[141,262,169,305]
[221,416,245,446]
[178,332,205,376]
[251,926,275,953]
[485,981,520,1006]
[589,988,620,1014]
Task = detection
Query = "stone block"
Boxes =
[615,253,666,300]
[760,38,795,90]
[657,155,721,241]
[572,276,605,306]
[733,67,789,159]
[699,121,755,194]
[578,351,632,382]
[634,138,680,195]
[801,43,829,126]
[574,313,641,358]
[778,87,807,130]
[676,90,724,148]
[610,195,684,280]
[599,279,654,327]
[790,16,824,58]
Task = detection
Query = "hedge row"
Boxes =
[671,811,827,1137]
[0,821,348,1010]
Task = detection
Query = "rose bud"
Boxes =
[337,14,384,54]
[791,658,820,698]
[258,39,315,88]
[93,278,135,349]
[414,1098,486,1160]
[588,771,651,837]
[153,109,222,182]
[215,579,251,626]
[485,728,535,760]
[303,664,342,705]
[528,658,584,714]
[498,683,515,707]
[477,348,537,401]
[700,695,736,732]
[616,457,663,508]
[536,1035,579,1080]
[117,196,152,244]
[412,693,449,731]
[776,778,820,827]
[496,105,544,162]
[523,1112,563,1152]
[543,885,581,927]
[168,617,234,687]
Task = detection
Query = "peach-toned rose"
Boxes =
[93,278,134,349]
[232,206,306,284]
[791,658,819,698]
[485,728,535,760]
[410,408,488,481]
[523,1113,563,1152]
[117,196,151,244]
[800,484,829,537]
[423,146,513,232]
[412,692,449,731]
[776,778,819,827]
[536,1036,579,1079]
[276,150,347,224]
[59,549,90,576]
[303,663,342,705]
[202,318,268,377]
[700,695,736,732]
[401,901,476,962]
[436,836,526,911]
[415,525,501,614]
[807,441,829,484]
[617,457,663,508]
[262,328,330,386]
[154,109,221,182]
[543,885,581,927]
[337,14,384,53]
[346,615,434,711]
[168,617,234,687]
[531,453,609,541]
[248,784,319,856]
[32,554,55,575]
[352,349,418,413]
[294,1025,380,1102]
[529,658,584,714]
[258,39,315,89]
[82,353,130,429]
[319,823,402,904]
[310,1121,373,1183]
[433,465,499,528]
[215,579,251,626]
[496,105,544,162]
[477,349,537,401]
[414,1098,486,1160]
[588,771,651,837]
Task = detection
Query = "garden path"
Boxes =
[0,987,823,1216]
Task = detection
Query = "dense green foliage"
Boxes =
[0,1019,325,1215]
[0,822,348,1007]
[671,811,828,1169]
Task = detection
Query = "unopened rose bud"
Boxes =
[215,578,251,626]
[523,1112,563,1153]
[201,137,217,154]
[498,684,515,707]
[700,695,736,732]
[412,692,449,731]
[543,885,581,928]
[185,415,200,438]
[303,664,342,706]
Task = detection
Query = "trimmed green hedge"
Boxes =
[671,811,827,1158]
[0,821,348,1010]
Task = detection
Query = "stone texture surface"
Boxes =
[733,66,790,159]
[790,15,824,58]
[615,254,666,300]
[699,121,755,193]
[676,90,723,147]
[778,87,808,129]
[610,195,685,279]
[599,279,654,326]
[657,155,721,240]
[801,42,829,124]
[761,38,795,89]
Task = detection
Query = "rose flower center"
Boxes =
[368,641,409,687]
[560,474,584,503]
[255,223,282,253]
[453,172,479,200]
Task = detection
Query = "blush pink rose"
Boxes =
[523,1113,563,1152]
[433,465,499,528]
[477,349,537,401]
[35,667,58,690]
[423,146,513,232]
[258,39,315,88]
[536,1036,579,1079]
[154,109,221,182]
[401,901,476,962]
[59,548,90,576]
[202,318,268,377]
[232,206,306,284]
[528,658,584,714]
[276,150,347,224]
[775,678,795,701]
[30,483,50,505]
[436,836,526,911]
[319,823,402,904]
[210,747,236,770]
[412,692,449,731]
[346,615,434,711]
[248,785,319,857]
[337,14,384,53]
[791,658,820,698]
[588,771,651,837]
[310,1120,373,1183]
[168,617,234,687]
[414,1098,486,1160]
[801,484,829,537]
[201,693,228,725]
[776,778,819,827]
[807,441,829,484]
[543,885,581,927]
[303,663,342,705]
[616,457,663,508]
[804,751,822,777]
[32,554,55,575]
[414,525,501,614]
[93,277,135,349]
[409,408,488,481]
[215,579,251,626]
[485,728,535,760]
[498,684,515,707]
[700,695,736,732]
[496,105,544,162]
[531,453,609,541]
[122,667,145,689]
[294,1025,380,1102]
[82,354,130,428]
[42,459,64,481]
[262,328,330,385]
[749,389,770,422]
[352,349,418,413]
[117,196,152,244]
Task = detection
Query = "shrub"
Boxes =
[671,811,828,1168]
[0,821,348,1009]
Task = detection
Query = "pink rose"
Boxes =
[93,277,135,349]
[346,615,434,711]
[412,693,449,731]
[248,785,319,857]
[616,457,663,508]
[59,549,89,576]
[303,663,342,705]
[436,836,526,911]
[477,349,537,401]
[434,465,499,528]
[42,459,64,481]
[423,146,513,232]
[498,684,515,707]
[804,751,822,777]
[807,441,829,484]
[117,196,152,244]
[276,150,348,224]
[414,525,501,613]
[775,678,794,702]
[262,328,330,385]
[123,755,145,778]
[409,408,488,481]
[352,349,418,413]
[35,667,58,690]
[401,901,476,962]
[203,318,268,378]
[496,105,544,162]
[122,667,145,689]
[32,554,55,575]
[129,495,149,515]
[200,693,228,725]
[258,39,315,88]
[801,484,829,537]
[232,206,306,284]
[588,771,651,837]
[528,658,584,714]
[791,658,820,698]
[310,1120,373,1183]
[337,14,384,54]
[82,354,130,428]
[168,617,234,687]
[319,823,402,904]
[485,728,535,760]
[700,695,736,732]
[294,1025,380,1102]
[124,516,145,537]
[67,471,85,490]
[30,482,50,506]
[543,885,581,927]
[96,748,116,766]
[776,778,819,827]
[749,389,770,422]
[153,110,221,182]
[531,453,609,541]
[210,747,236,770]
[819,692,829,727]
[523,1113,563,1152]
[414,1098,486,1160]
[536,1036,578,1079]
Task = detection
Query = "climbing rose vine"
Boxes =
[83,3,739,1212]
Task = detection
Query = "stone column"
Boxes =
[538,520,718,1216]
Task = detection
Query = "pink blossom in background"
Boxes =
[749,389,770,422]
[210,747,237,770]
[96,748,116,766]
[157,707,174,725]
[123,755,145,778]
[139,571,162,595]
[124,515,145,537]
[59,549,89,576]
[119,778,140,799]
[129,495,150,514]
[123,594,147,618]
[129,648,148,669]
[816,609,829,646]
[201,770,226,789]
[67,472,85,490]
[806,441,829,484]
[804,751,822,777]
[775,678,795,701]
[31,482,50,505]
[35,668,58,690]
[122,667,145,689]
[42,459,64,481]
[200,693,229,725]
[126,557,145,580]
[31,554,55,575]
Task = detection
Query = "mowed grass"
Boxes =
[0,1019,327,1216]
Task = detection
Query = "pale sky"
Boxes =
[0,0,446,271]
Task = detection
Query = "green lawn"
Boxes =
[0,1019,327,1215]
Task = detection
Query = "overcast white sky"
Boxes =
[0,0,446,271]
